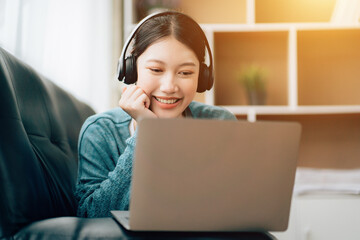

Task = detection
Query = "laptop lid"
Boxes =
[127,118,301,232]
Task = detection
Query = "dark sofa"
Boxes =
[0,47,275,240]
[0,47,126,239]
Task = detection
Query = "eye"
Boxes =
[148,68,163,73]
[179,71,194,76]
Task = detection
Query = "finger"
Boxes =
[119,86,137,107]
[133,92,150,109]
[122,85,136,95]
[127,87,146,103]
[144,95,151,109]
[121,85,139,101]
[137,88,151,109]
[120,86,146,111]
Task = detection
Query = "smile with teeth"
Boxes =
[154,97,180,104]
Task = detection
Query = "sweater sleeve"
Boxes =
[75,118,135,217]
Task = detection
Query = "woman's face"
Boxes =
[136,36,199,118]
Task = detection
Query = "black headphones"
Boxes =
[117,11,214,93]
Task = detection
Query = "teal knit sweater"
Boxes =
[75,101,236,217]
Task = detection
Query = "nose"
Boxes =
[159,73,179,93]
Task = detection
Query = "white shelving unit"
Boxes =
[201,22,360,121]
[123,0,360,122]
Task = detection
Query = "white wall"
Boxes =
[0,0,116,113]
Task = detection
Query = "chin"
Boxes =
[153,109,184,119]
[157,112,181,119]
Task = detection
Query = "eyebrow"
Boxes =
[146,59,197,67]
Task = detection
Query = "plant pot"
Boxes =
[247,90,266,105]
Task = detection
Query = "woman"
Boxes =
[75,11,236,218]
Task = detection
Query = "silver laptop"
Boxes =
[111,118,301,232]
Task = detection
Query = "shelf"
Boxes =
[133,0,338,25]
[255,0,337,23]
[175,0,247,24]
[258,113,360,169]
[201,23,360,32]
[223,105,360,116]
[126,22,360,43]
[213,31,288,106]
[298,28,360,105]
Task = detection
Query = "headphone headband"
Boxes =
[117,11,214,92]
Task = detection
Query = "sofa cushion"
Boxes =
[0,47,95,238]
[13,217,124,240]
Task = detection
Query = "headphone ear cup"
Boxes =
[123,55,137,84]
[197,63,213,93]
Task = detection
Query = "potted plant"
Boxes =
[237,65,267,105]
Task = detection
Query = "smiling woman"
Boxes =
[135,36,199,118]
[75,11,237,218]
